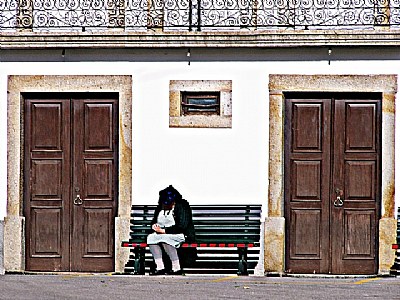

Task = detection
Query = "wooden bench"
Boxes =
[121,204,262,275]
[391,207,400,276]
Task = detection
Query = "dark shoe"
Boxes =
[149,269,167,276]
[169,269,184,275]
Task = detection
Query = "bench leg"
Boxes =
[237,248,249,276]
[134,247,146,275]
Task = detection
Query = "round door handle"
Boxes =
[74,194,83,205]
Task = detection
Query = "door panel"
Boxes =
[84,103,115,151]
[84,160,114,199]
[25,99,71,271]
[292,103,324,152]
[31,103,63,151]
[343,210,375,258]
[290,209,322,258]
[345,104,376,151]
[72,99,117,272]
[285,94,381,275]
[345,161,376,200]
[84,209,113,254]
[31,160,62,201]
[285,99,331,273]
[331,99,380,274]
[25,95,118,272]
[31,208,62,257]
[292,161,321,200]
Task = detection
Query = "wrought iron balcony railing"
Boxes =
[1,0,399,31]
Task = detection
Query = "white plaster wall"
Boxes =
[0,60,399,220]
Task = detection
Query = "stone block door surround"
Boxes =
[4,75,132,273]
[266,74,397,275]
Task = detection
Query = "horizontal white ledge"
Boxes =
[2,30,400,49]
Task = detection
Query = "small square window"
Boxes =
[181,92,220,115]
[169,80,232,128]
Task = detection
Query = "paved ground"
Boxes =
[0,273,399,300]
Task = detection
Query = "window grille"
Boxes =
[181,92,220,115]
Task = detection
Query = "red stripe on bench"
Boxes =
[122,242,257,248]
[181,243,198,247]
[393,244,399,250]
[123,243,147,247]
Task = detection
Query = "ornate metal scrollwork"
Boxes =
[0,0,399,31]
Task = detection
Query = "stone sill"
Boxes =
[1,30,400,49]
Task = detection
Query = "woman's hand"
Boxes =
[152,223,166,234]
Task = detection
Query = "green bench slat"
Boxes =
[390,207,399,276]
[131,220,262,225]
[131,226,260,230]
[127,237,261,243]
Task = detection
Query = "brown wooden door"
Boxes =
[24,94,118,272]
[284,93,381,275]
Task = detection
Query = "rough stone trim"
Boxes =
[267,74,397,274]
[5,75,132,273]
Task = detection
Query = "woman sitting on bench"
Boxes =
[147,185,195,275]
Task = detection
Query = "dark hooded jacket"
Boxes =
[150,185,197,267]
[151,185,196,243]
